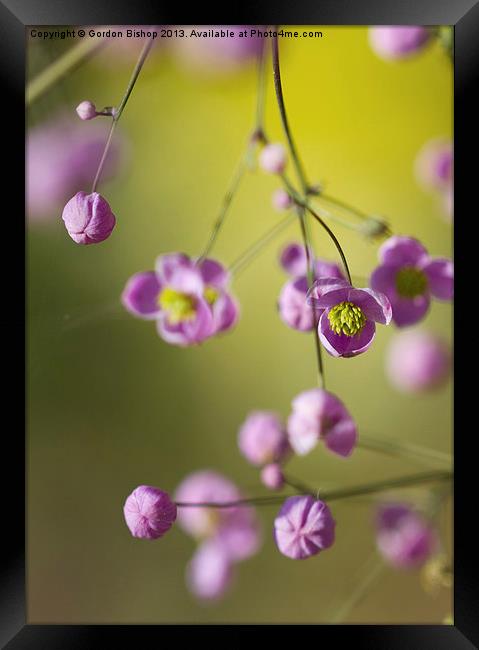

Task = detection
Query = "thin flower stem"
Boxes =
[359,434,452,467]
[229,212,296,276]
[254,37,268,136]
[197,144,252,263]
[91,37,154,194]
[330,555,385,623]
[319,193,371,222]
[175,469,452,508]
[26,34,108,105]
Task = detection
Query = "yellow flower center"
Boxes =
[395,267,428,298]
[158,288,197,324]
[328,301,366,337]
[203,286,219,305]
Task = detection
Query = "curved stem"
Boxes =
[359,434,452,467]
[175,469,452,508]
[26,34,108,105]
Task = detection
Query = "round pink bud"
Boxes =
[123,485,177,539]
[368,27,431,60]
[261,463,285,491]
[238,411,289,466]
[386,330,451,393]
[76,100,98,121]
[272,188,292,211]
[274,495,336,559]
[62,191,116,244]
[259,143,287,174]
[376,503,438,569]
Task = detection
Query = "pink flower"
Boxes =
[238,411,290,466]
[287,388,358,457]
[272,188,292,211]
[307,278,392,357]
[386,330,451,392]
[123,485,177,539]
[368,27,431,60]
[186,540,234,601]
[261,463,285,491]
[122,254,239,346]
[370,236,453,327]
[76,100,98,120]
[376,503,438,569]
[415,138,453,192]
[62,191,116,244]
[259,143,287,174]
[274,495,336,559]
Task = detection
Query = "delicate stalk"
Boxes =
[91,36,154,193]
[319,193,371,222]
[26,34,108,105]
[330,555,385,623]
[229,212,296,276]
[359,434,452,468]
[175,470,452,508]
[271,34,309,194]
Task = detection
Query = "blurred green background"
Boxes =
[27,27,452,623]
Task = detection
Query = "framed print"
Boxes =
[3,0,475,645]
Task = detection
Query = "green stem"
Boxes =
[91,37,154,194]
[229,212,296,276]
[359,434,452,468]
[175,470,452,508]
[26,34,108,105]
[330,555,385,623]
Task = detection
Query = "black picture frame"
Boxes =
[6,0,474,646]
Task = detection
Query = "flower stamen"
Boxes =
[159,288,197,324]
[395,267,428,298]
[328,301,366,337]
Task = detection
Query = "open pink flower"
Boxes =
[287,388,358,457]
[123,485,177,539]
[307,278,392,357]
[370,236,453,327]
[274,495,336,559]
[278,243,346,333]
[122,254,239,346]
[376,503,438,569]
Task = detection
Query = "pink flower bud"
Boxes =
[261,463,285,491]
[62,191,116,244]
[123,486,177,540]
[259,143,287,174]
[272,188,292,211]
[76,100,98,121]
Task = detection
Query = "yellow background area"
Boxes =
[27,27,452,623]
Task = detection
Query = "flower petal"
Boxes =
[121,271,162,319]
[421,258,454,300]
[390,295,430,327]
[307,284,350,310]
[370,264,400,296]
[319,312,376,358]
[155,252,193,283]
[197,258,230,288]
[378,236,429,266]
[349,288,392,325]
[157,298,214,346]
[324,417,358,458]
[211,291,240,334]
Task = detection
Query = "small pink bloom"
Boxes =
[415,138,453,192]
[386,330,451,392]
[369,26,431,60]
[76,100,98,120]
[259,143,287,174]
[274,495,335,559]
[186,540,234,600]
[123,485,177,539]
[287,388,358,457]
[238,411,290,466]
[376,503,438,569]
[261,463,285,491]
[62,191,116,244]
[272,188,292,211]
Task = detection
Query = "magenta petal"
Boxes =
[197,258,230,288]
[307,285,350,310]
[155,252,193,283]
[157,298,214,346]
[421,258,454,300]
[349,288,392,325]
[278,277,314,332]
[167,265,204,296]
[370,264,400,295]
[324,417,358,458]
[279,243,308,277]
[390,295,430,327]
[319,312,376,358]
[314,259,346,281]
[121,271,162,319]
[211,291,239,334]
[378,236,429,266]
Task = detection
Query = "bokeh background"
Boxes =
[27,26,453,623]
